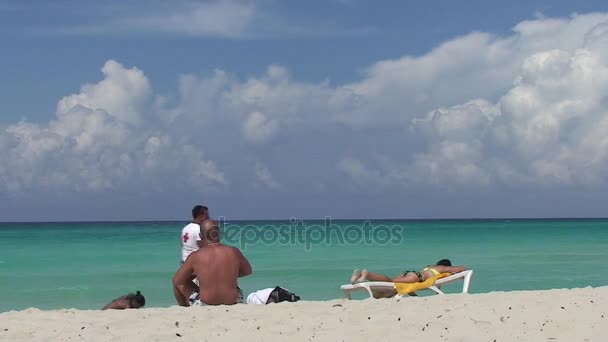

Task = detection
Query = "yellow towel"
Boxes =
[394,273,451,295]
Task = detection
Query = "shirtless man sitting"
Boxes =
[173,219,252,306]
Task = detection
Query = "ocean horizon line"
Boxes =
[2,216,608,224]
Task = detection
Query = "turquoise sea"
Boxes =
[1,219,607,312]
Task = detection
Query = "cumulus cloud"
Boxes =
[4,12,608,199]
[0,61,225,193]
[254,163,280,189]
[328,13,608,187]
[243,112,279,143]
[169,64,331,137]
[408,42,608,186]
[57,60,150,125]
[337,158,389,187]
[331,13,608,127]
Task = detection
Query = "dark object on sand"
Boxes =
[102,290,146,310]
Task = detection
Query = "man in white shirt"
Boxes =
[181,205,209,263]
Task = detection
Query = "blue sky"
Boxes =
[2,0,608,221]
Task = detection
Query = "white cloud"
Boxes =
[4,12,608,197]
[171,64,330,135]
[0,61,225,193]
[330,13,608,127]
[337,158,389,187]
[243,111,279,143]
[408,40,608,186]
[44,1,371,39]
[46,1,256,39]
[119,1,256,38]
[254,163,280,189]
[220,64,332,125]
[57,60,150,125]
[329,13,608,187]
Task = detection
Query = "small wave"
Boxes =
[58,285,89,291]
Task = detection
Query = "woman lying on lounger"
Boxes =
[350,259,466,284]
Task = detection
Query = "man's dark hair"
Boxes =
[192,205,208,219]
[127,291,145,308]
[436,259,452,266]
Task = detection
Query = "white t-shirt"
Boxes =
[181,223,202,262]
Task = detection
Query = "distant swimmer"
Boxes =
[173,219,252,306]
[102,291,146,310]
[180,205,209,264]
[351,259,466,284]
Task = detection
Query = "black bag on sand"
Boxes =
[269,286,301,303]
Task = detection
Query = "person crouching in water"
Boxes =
[173,219,252,306]
[102,291,146,310]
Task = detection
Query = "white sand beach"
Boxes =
[1,286,606,341]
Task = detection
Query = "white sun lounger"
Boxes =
[340,270,474,299]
